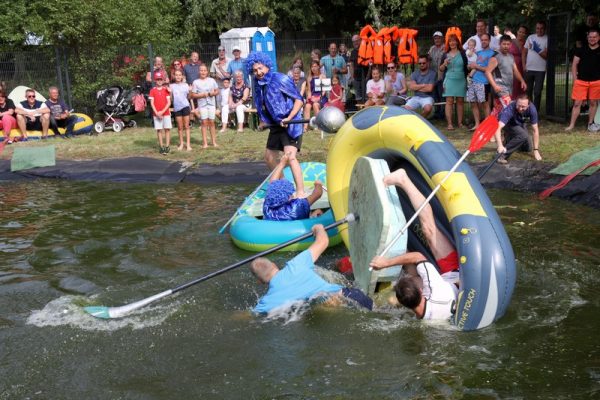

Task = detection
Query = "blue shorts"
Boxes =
[342,288,373,310]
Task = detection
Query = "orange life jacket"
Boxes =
[358,25,378,66]
[381,26,397,64]
[445,27,463,51]
[396,28,419,65]
[371,28,384,65]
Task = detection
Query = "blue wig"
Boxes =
[246,52,273,76]
[264,179,295,208]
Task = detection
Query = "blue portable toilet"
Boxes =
[251,27,277,72]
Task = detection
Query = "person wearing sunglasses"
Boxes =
[384,63,407,106]
[15,88,50,139]
[404,55,437,117]
[169,59,186,83]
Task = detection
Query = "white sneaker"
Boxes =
[588,123,600,133]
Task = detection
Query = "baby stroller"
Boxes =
[94,85,145,133]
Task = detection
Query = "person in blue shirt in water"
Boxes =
[246,52,307,197]
[262,154,323,221]
[250,224,373,314]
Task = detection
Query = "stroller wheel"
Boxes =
[94,121,105,133]
[128,120,137,128]
[113,120,124,133]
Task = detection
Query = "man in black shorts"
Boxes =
[246,52,306,197]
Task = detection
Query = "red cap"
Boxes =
[154,71,164,80]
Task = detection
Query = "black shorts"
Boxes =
[173,106,191,117]
[484,84,491,98]
[266,125,302,152]
[25,116,43,131]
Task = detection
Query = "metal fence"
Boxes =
[0,20,573,121]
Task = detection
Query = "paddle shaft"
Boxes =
[380,150,471,257]
[263,118,312,129]
[218,169,275,234]
[477,152,504,180]
[86,214,356,318]
[176,215,353,293]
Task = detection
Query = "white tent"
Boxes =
[219,27,273,58]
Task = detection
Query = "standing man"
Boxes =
[320,42,347,79]
[15,88,50,139]
[183,51,202,85]
[485,35,527,109]
[226,46,248,85]
[210,45,231,88]
[523,21,548,112]
[428,31,446,119]
[565,28,600,132]
[46,86,77,138]
[463,19,489,52]
[467,33,494,130]
[348,35,367,103]
[246,52,306,197]
[404,55,437,117]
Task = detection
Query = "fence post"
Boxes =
[147,43,154,86]
[62,47,73,109]
[55,46,65,96]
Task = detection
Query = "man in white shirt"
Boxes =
[463,19,496,52]
[369,169,459,321]
[210,45,231,89]
[523,21,548,111]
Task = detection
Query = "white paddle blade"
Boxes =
[84,289,173,319]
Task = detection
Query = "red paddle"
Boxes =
[539,159,600,200]
[378,117,499,258]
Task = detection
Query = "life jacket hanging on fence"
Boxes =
[381,26,397,64]
[358,25,378,66]
[396,28,419,65]
[372,28,384,65]
[445,27,463,50]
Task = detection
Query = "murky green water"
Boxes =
[1,180,599,399]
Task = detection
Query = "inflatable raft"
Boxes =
[327,106,516,331]
[0,86,93,139]
[230,162,343,252]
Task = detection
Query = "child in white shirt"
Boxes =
[218,77,231,133]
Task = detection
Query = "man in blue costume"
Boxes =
[250,224,373,314]
[246,52,307,197]
[263,154,324,221]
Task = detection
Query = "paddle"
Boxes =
[477,151,504,180]
[261,117,315,129]
[218,169,275,234]
[85,213,358,319]
[376,116,498,260]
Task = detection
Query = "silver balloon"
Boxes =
[310,106,346,133]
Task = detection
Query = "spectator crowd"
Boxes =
[1,12,598,161]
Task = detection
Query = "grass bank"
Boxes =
[1,118,598,165]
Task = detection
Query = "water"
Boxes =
[1,181,599,399]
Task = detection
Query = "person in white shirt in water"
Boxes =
[370,169,459,321]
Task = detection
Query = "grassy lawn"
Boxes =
[1,117,598,166]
